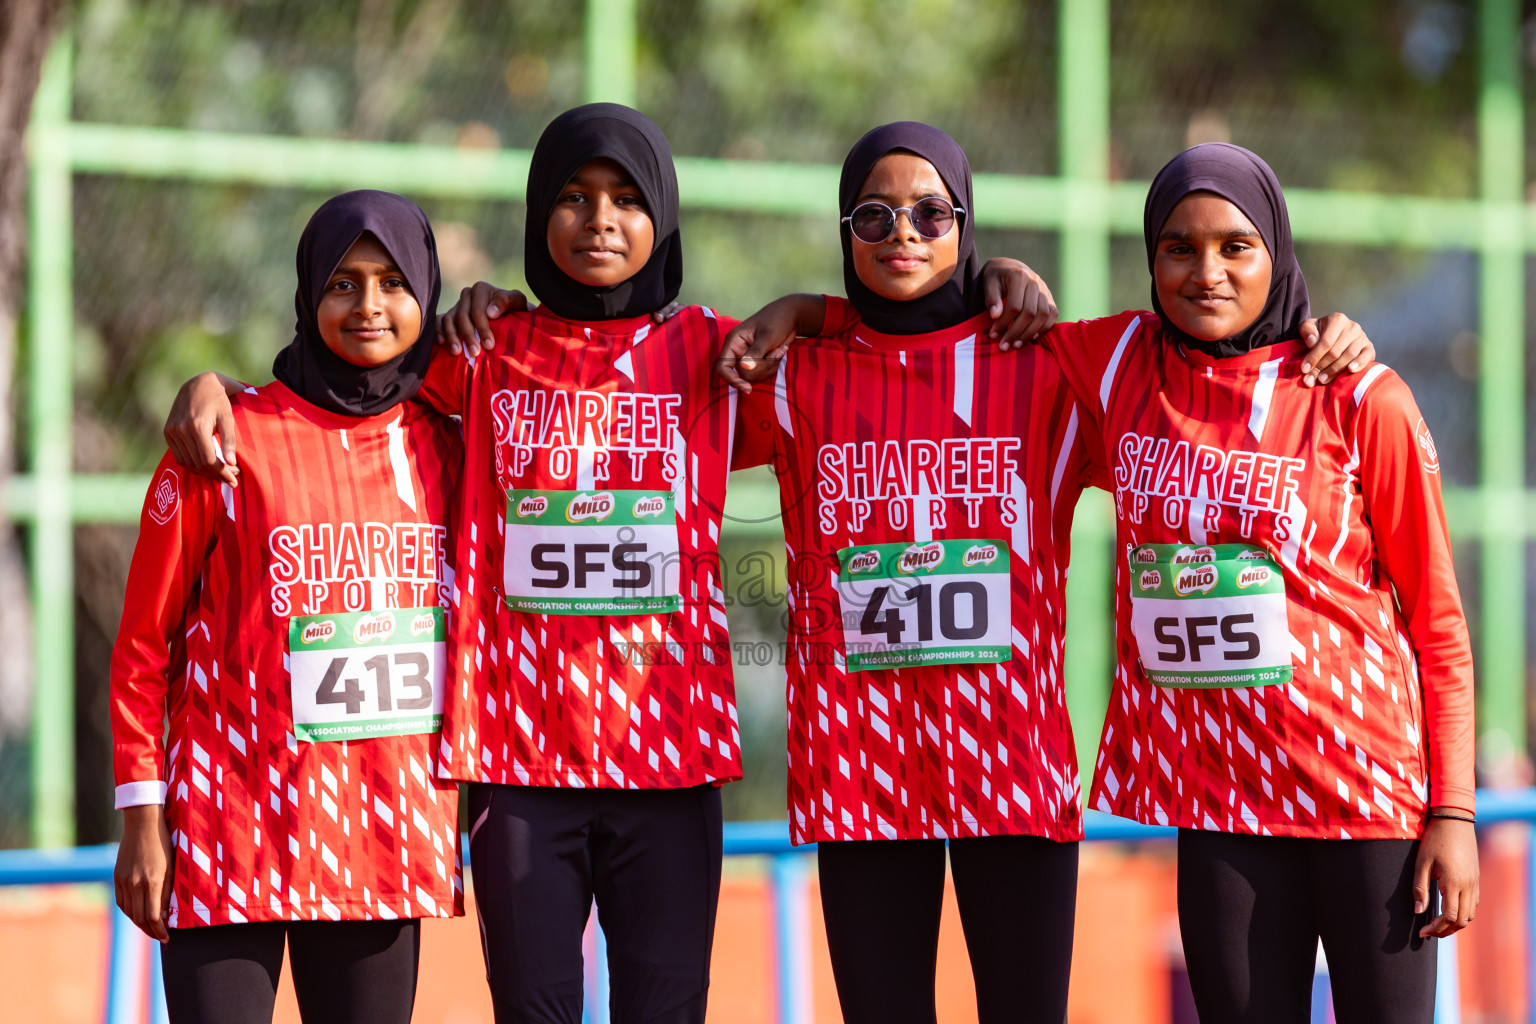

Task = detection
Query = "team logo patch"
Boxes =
[963,543,999,567]
[300,620,336,645]
[147,467,180,526]
[897,541,945,575]
[516,495,548,517]
[1137,569,1163,592]
[352,612,396,645]
[1174,565,1218,596]
[847,550,881,574]
[1415,418,1440,475]
[565,492,614,523]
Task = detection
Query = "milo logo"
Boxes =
[1171,546,1217,565]
[566,492,615,523]
[963,543,999,568]
[897,542,945,575]
[1174,565,1218,596]
[632,495,667,518]
[1236,565,1273,589]
[353,612,396,645]
[1235,549,1270,561]
[848,550,881,574]
[1137,569,1162,592]
[411,612,436,636]
[1133,546,1158,564]
[300,620,336,645]
[516,495,548,518]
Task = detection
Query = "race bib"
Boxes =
[288,607,446,742]
[1127,543,1293,688]
[504,489,681,615]
[837,539,1011,672]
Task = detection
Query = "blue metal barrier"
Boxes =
[3,796,1522,1024]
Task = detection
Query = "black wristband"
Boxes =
[1427,810,1477,825]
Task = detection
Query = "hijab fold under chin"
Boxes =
[839,122,982,336]
[272,189,440,417]
[1143,142,1310,358]
[524,103,682,321]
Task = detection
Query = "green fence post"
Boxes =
[585,0,638,107]
[1058,0,1115,783]
[26,35,75,849]
[1477,0,1526,755]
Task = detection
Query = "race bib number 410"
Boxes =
[837,539,1011,672]
[504,489,681,615]
[288,607,446,742]
[1127,543,1293,689]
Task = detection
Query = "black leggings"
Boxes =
[1177,829,1437,1024]
[816,835,1079,1024]
[159,918,420,1024]
[468,783,723,1024]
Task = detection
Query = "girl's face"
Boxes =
[1153,193,1274,342]
[316,233,422,366]
[849,153,960,303]
[546,158,656,289]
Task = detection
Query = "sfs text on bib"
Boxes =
[1127,543,1292,689]
[505,489,682,615]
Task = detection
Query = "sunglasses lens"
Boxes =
[912,198,956,238]
[850,204,895,244]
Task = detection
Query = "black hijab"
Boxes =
[523,103,682,321]
[839,122,982,336]
[272,190,440,416]
[1143,142,1310,358]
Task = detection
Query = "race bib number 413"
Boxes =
[1127,543,1293,689]
[288,607,446,742]
[837,539,1011,672]
[505,489,681,615]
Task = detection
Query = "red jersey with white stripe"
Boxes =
[420,306,744,789]
[1046,311,1476,839]
[736,299,1096,844]
[111,381,464,926]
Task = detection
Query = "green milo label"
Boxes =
[288,606,445,653]
[1127,543,1283,601]
[838,538,1010,582]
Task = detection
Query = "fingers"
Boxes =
[740,330,786,382]
[453,286,482,358]
[982,272,1006,321]
[652,300,682,324]
[998,286,1059,350]
[488,287,526,319]
[987,277,1026,346]
[435,312,464,356]
[1411,848,1433,915]
[470,284,515,351]
[1311,335,1371,383]
[114,869,169,941]
[715,330,754,393]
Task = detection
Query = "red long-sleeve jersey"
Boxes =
[111,381,464,926]
[419,306,744,790]
[1045,311,1476,838]
[735,299,1097,844]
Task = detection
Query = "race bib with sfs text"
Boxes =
[837,539,1011,672]
[1127,543,1293,689]
[504,489,682,615]
[288,606,447,742]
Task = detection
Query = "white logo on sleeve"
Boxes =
[1415,418,1440,475]
[147,467,180,526]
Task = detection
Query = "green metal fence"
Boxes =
[20,0,1529,847]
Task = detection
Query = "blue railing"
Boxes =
[6,790,1533,1024]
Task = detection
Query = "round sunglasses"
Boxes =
[842,196,964,244]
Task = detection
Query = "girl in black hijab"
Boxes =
[113,190,464,1024]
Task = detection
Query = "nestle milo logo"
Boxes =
[848,550,881,574]
[897,542,945,575]
[1174,565,1218,596]
[1133,546,1158,564]
[411,612,436,636]
[1235,549,1270,561]
[1236,565,1273,589]
[566,492,615,523]
[632,495,667,518]
[1137,569,1163,592]
[300,620,336,645]
[353,612,396,645]
[516,495,548,517]
[963,543,999,568]
[1171,546,1217,565]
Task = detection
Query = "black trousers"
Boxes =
[1177,829,1438,1024]
[468,782,723,1024]
[816,835,1079,1024]
[159,918,420,1024]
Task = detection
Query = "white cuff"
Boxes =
[115,781,168,809]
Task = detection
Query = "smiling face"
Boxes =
[1153,192,1274,342]
[315,233,423,366]
[848,152,961,302]
[545,158,656,289]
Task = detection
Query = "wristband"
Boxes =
[1426,810,1476,825]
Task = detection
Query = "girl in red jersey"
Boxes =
[1043,144,1477,1023]
[111,190,463,1023]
